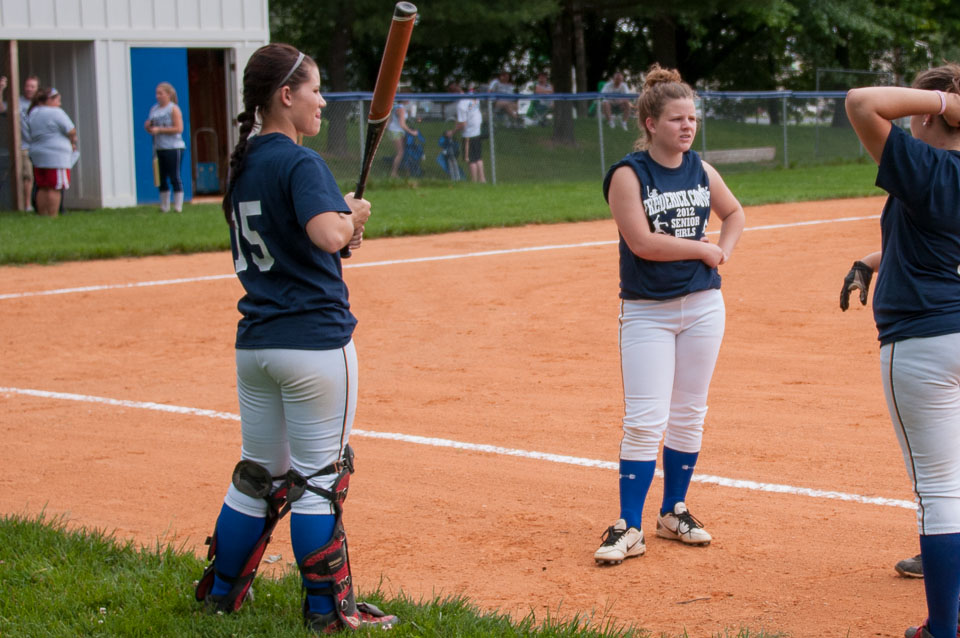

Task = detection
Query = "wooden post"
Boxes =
[8,40,23,211]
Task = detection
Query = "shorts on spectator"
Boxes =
[34,167,71,190]
[20,149,33,180]
[463,136,483,163]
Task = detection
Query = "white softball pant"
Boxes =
[881,333,960,535]
[225,341,358,517]
[618,288,725,461]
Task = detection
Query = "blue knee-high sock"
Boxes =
[920,533,960,638]
[210,503,266,597]
[661,447,699,515]
[619,459,656,529]
[291,513,338,615]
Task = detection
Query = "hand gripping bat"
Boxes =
[341,1,418,258]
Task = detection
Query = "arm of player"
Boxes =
[839,250,881,311]
[704,162,744,265]
[608,165,724,267]
[846,87,960,164]
[305,192,371,254]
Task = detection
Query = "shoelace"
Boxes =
[676,510,704,531]
[600,525,627,546]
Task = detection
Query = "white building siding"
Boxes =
[0,0,268,43]
[0,0,268,208]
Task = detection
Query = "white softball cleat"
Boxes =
[656,502,712,546]
[594,519,645,565]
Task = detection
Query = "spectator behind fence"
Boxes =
[488,70,521,127]
[27,87,77,218]
[145,82,186,213]
[388,100,418,178]
[19,75,39,212]
[602,71,633,130]
[528,71,554,125]
[446,80,485,183]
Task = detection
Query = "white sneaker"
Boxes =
[608,119,616,129]
[594,519,645,565]
[656,502,712,546]
[621,119,628,131]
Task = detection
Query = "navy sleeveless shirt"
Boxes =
[603,150,720,300]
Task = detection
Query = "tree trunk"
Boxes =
[550,6,576,145]
[324,1,356,157]
[573,8,587,94]
[650,14,678,68]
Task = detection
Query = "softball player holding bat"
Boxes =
[194,43,398,632]
[844,64,960,638]
[594,64,744,565]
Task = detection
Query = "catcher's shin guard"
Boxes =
[195,460,291,613]
[295,447,398,632]
[298,514,399,632]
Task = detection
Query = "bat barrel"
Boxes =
[367,4,418,123]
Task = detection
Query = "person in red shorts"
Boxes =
[25,87,77,217]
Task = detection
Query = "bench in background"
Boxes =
[702,146,776,164]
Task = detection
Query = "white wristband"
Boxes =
[937,90,946,115]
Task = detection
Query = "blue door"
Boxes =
[130,48,192,204]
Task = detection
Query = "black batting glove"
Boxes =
[840,260,874,311]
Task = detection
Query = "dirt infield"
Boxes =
[0,195,926,637]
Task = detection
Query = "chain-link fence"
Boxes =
[308,90,864,187]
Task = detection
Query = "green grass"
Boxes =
[0,162,883,265]
[0,512,788,637]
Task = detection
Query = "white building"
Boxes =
[0,0,270,209]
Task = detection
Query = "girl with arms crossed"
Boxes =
[194,43,397,633]
[845,65,960,638]
[595,64,744,565]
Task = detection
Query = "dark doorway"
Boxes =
[187,49,228,196]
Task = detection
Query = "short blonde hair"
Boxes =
[156,82,178,104]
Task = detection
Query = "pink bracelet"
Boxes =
[937,90,946,115]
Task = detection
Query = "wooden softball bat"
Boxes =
[341,1,418,258]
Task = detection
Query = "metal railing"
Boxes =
[307,90,861,187]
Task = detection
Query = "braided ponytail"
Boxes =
[222,43,317,225]
[221,109,257,224]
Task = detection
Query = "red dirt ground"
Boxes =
[1,196,926,637]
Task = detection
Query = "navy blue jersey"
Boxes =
[873,125,960,345]
[602,150,720,300]
[229,133,356,350]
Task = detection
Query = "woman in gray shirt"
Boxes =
[145,82,186,212]
[26,87,77,218]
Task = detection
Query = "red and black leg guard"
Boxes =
[299,508,398,632]
[296,450,398,632]
[195,461,291,613]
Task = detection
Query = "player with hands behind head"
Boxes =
[839,252,879,311]
[594,64,744,565]
[845,63,960,638]
[194,42,397,633]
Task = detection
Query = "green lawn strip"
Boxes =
[0,162,883,265]
[0,512,791,637]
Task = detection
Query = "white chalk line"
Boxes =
[0,214,880,301]
[0,385,915,511]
